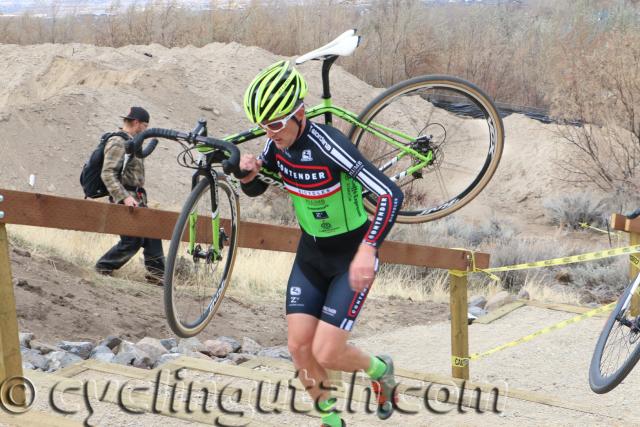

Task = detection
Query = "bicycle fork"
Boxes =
[188,177,226,262]
[618,273,640,330]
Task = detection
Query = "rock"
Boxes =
[218,358,236,365]
[160,338,177,351]
[177,337,205,354]
[550,284,567,295]
[19,332,34,348]
[113,352,136,366]
[117,341,136,354]
[257,346,291,361]
[154,353,183,368]
[217,336,241,352]
[99,335,122,351]
[202,339,234,358]
[12,248,31,257]
[136,337,169,360]
[30,340,59,355]
[468,306,488,318]
[90,346,115,363]
[169,346,180,354]
[115,341,155,368]
[185,351,213,361]
[46,351,82,372]
[240,337,262,355]
[485,291,515,312]
[227,353,254,365]
[468,295,487,309]
[21,348,48,370]
[132,353,154,369]
[22,362,35,370]
[58,341,94,359]
[517,289,530,300]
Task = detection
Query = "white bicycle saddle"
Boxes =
[295,29,361,65]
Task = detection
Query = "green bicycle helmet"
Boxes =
[244,60,308,124]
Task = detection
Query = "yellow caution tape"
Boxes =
[478,244,640,275]
[446,243,640,368]
[452,301,616,367]
[579,222,622,236]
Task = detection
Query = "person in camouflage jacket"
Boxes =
[95,107,165,285]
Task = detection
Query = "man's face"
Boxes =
[261,105,305,151]
[123,119,148,136]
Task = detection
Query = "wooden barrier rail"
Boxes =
[611,213,640,315]
[0,188,490,382]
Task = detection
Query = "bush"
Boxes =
[543,192,608,229]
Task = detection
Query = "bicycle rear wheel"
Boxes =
[589,274,640,393]
[348,75,504,223]
[164,176,239,337]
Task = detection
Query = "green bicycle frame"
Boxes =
[187,180,221,258]
[214,99,434,180]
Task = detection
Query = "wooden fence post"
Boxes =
[630,231,640,316]
[0,216,26,406]
[450,271,470,380]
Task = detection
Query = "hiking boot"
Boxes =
[95,267,113,276]
[144,273,164,286]
[371,355,398,420]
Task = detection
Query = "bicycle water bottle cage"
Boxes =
[295,29,361,64]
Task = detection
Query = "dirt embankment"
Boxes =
[0,42,587,224]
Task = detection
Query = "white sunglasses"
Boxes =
[259,103,303,133]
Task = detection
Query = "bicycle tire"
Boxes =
[589,274,640,393]
[348,75,504,223]
[164,176,239,337]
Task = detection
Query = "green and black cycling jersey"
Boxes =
[241,121,403,248]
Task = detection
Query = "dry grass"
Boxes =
[7,224,153,280]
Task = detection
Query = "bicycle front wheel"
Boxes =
[348,75,504,223]
[589,274,640,393]
[164,176,239,337]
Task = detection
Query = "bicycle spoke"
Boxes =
[351,76,503,223]
[165,178,238,337]
[435,168,450,202]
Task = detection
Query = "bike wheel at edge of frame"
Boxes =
[347,75,505,224]
[589,275,640,394]
[164,176,239,338]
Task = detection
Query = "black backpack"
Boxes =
[80,131,130,199]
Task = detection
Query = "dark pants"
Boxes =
[95,235,165,276]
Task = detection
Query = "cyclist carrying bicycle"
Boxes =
[239,61,404,426]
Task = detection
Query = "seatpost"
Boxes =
[321,56,338,126]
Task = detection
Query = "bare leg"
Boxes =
[311,321,371,373]
[287,313,332,402]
